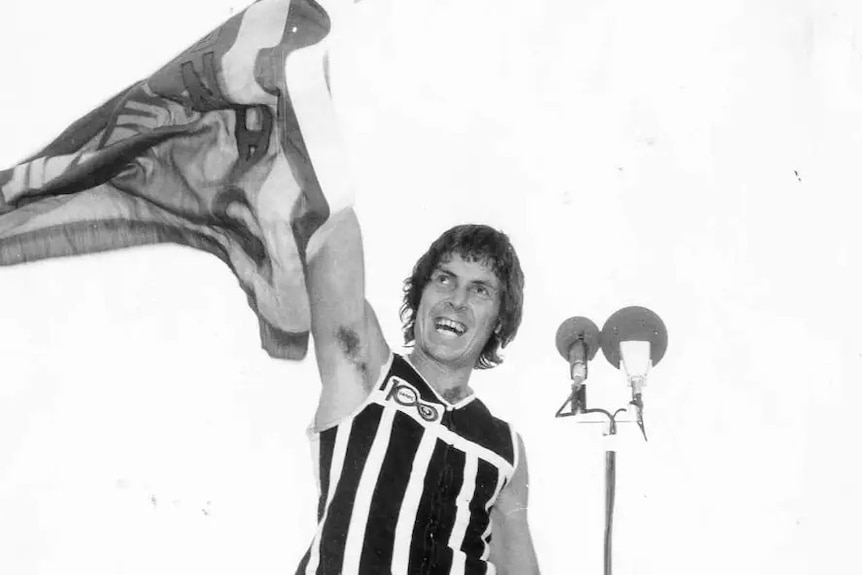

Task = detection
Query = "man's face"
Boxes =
[413,253,502,369]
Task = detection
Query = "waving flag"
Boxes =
[0,0,353,359]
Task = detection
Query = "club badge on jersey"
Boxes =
[385,377,441,423]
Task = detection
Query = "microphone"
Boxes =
[600,306,668,439]
[556,317,601,385]
[555,317,601,416]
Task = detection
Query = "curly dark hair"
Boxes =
[400,224,525,369]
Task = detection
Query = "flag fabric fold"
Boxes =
[0,0,351,360]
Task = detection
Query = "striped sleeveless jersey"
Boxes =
[296,353,519,575]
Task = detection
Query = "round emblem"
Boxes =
[417,404,440,422]
[394,385,419,405]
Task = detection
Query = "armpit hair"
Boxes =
[336,326,370,388]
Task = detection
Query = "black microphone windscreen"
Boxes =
[600,306,668,368]
[555,317,601,361]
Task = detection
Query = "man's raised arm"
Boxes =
[305,208,389,428]
[280,3,390,428]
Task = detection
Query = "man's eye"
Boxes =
[435,273,451,285]
[471,285,491,297]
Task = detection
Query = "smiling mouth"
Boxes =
[434,317,467,336]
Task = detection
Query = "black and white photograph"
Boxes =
[1,0,859,573]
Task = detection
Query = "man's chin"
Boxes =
[420,342,475,368]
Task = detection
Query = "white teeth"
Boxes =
[435,318,466,335]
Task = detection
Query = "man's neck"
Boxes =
[407,349,474,404]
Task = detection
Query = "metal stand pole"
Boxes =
[603,416,620,575]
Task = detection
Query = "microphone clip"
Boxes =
[555,379,587,418]
[628,389,648,441]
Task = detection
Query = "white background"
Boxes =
[2,0,861,573]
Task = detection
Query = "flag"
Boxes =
[0,0,353,360]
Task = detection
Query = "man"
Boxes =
[297,208,540,574]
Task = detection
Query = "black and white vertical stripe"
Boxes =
[297,354,518,575]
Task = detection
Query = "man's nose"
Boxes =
[447,287,469,309]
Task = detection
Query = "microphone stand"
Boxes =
[557,307,666,574]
